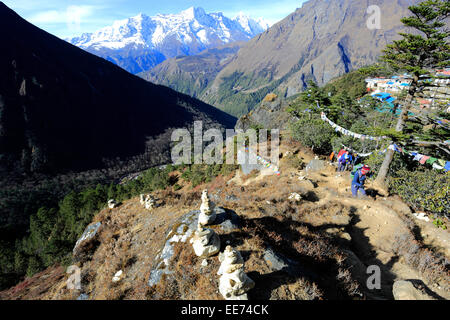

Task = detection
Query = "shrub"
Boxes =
[388,169,449,217]
[289,116,336,155]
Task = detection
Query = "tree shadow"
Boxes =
[220,204,432,300]
[404,279,446,300]
[224,215,366,299]
[345,209,397,299]
[365,188,382,199]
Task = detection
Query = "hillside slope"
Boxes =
[139,42,244,98]
[0,2,236,176]
[2,140,448,300]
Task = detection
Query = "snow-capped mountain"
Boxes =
[67,7,269,74]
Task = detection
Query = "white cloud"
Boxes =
[29,5,94,31]
[66,5,94,31]
[224,0,306,26]
[29,10,65,24]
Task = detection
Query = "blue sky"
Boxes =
[3,0,308,39]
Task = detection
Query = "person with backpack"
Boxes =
[345,152,354,171]
[351,165,371,198]
[338,151,350,172]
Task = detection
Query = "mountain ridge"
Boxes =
[0,1,236,175]
[139,41,245,99]
[67,7,269,74]
[144,0,421,117]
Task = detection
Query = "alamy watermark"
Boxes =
[367,5,381,30]
[366,265,381,290]
[66,265,81,290]
[171,121,280,167]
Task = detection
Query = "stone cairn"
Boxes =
[217,245,255,300]
[112,270,124,283]
[191,224,221,258]
[187,191,255,299]
[288,192,302,203]
[140,194,156,210]
[199,190,216,226]
[108,199,117,209]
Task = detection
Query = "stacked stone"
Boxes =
[145,195,156,210]
[199,190,216,226]
[217,246,255,300]
[139,194,146,206]
[108,199,117,209]
[140,194,156,210]
[191,224,221,258]
[188,190,255,300]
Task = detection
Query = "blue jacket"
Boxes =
[339,154,351,164]
[352,169,367,187]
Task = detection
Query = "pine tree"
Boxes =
[376,0,450,186]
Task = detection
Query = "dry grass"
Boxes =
[6,137,449,300]
[393,232,450,291]
[263,93,278,102]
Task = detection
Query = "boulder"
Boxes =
[263,248,288,272]
[305,159,325,173]
[288,193,302,203]
[412,212,430,222]
[144,195,156,210]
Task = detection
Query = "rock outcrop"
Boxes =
[73,222,102,263]
[218,246,255,300]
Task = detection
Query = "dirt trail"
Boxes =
[222,142,449,299]
[279,158,449,299]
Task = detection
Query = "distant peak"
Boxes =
[233,12,270,32]
[180,7,206,19]
[132,12,148,19]
[235,11,248,18]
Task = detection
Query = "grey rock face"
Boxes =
[235,97,293,132]
[73,222,102,263]
[148,207,238,287]
[305,159,325,172]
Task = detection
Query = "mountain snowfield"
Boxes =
[67,7,270,74]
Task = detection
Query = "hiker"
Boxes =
[352,165,371,198]
[349,152,359,171]
[338,151,350,172]
[337,149,346,161]
[345,152,353,171]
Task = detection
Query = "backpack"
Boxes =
[351,164,363,179]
